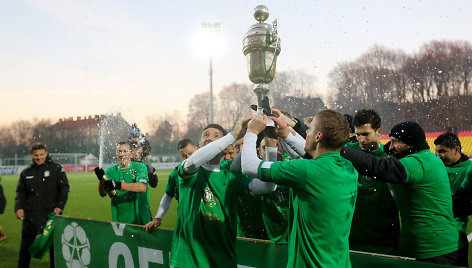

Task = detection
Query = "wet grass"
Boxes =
[0,169,176,267]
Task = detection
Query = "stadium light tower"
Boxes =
[200,22,221,124]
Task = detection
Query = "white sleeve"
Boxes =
[155,193,173,219]
[280,139,302,159]
[265,146,278,162]
[241,132,262,178]
[249,178,277,196]
[283,131,306,157]
[183,133,236,174]
[241,132,277,195]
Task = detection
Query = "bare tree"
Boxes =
[269,70,318,107]
[10,120,34,146]
[217,82,254,129]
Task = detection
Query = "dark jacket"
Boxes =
[14,155,69,235]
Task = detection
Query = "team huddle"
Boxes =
[90,108,472,267]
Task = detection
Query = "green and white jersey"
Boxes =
[164,167,179,200]
[105,161,151,225]
[169,159,253,268]
[259,152,358,268]
[393,150,462,258]
[345,142,400,254]
[446,158,472,234]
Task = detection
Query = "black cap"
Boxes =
[389,121,426,147]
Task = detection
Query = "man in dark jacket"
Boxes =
[15,142,69,268]
[342,121,467,266]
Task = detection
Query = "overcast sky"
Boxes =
[1,0,471,132]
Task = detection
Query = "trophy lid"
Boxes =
[243,5,280,56]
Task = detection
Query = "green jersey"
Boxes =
[260,185,290,244]
[105,162,151,225]
[445,158,472,234]
[393,150,462,258]
[170,160,253,268]
[460,164,472,190]
[259,152,358,268]
[164,167,179,200]
[345,143,400,254]
[238,194,268,239]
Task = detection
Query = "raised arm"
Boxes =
[341,147,407,184]
[241,115,277,195]
[270,115,306,158]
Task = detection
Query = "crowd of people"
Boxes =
[11,108,472,267]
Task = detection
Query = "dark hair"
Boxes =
[178,139,195,150]
[117,141,132,150]
[343,114,355,133]
[30,142,47,153]
[353,109,381,130]
[203,124,227,136]
[316,110,350,150]
[434,132,462,150]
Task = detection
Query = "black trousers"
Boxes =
[18,234,55,268]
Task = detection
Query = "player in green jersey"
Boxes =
[434,132,472,259]
[144,139,197,231]
[169,120,277,268]
[347,109,399,254]
[342,121,467,266]
[242,110,358,268]
[96,141,152,225]
[129,124,157,188]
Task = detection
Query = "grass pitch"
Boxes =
[1,169,472,267]
[0,169,175,267]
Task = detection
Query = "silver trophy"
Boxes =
[243,5,281,120]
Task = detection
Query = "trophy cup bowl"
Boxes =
[243,5,281,116]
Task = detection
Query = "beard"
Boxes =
[360,141,379,151]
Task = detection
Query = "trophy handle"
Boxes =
[266,19,280,77]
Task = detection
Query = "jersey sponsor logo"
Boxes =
[44,171,50,177]
[62,222,91,267]
[201,186,218,207]
[200,187,224,222]
[26,176,34,179]
[202,187,217,207]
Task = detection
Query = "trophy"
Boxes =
[243,5,281,120]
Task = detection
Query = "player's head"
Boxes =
[305,110,350,152]
[222,145,236,160]
[30,142,48,165]
[199,124,227,148]
[131,143,144,162]
[389,121,426,155]
[177,139,197,160]
[353,109,382,151]
[116,141,132,166]
[434,132,462,166]
[233,138,244,155]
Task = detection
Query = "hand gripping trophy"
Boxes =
[243,5,281,122]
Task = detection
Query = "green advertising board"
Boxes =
[53,216,453,268]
